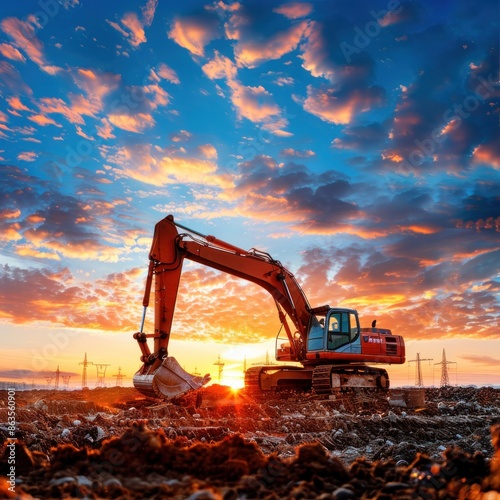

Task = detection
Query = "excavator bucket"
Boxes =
[133,356,211,400]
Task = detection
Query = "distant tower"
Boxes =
[408,353,433,387]
[434,349,457,387]
[113,367,126,387]
[94,363,111,387]
[214,355,224,384]
[45,376,53,389]
[243,356,247,373]
[54,365,61,390]
[62,375,72,390]
[79,353,93,389]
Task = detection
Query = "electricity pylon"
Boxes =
[79,353,93,389]
[408,353,433,387]
[434,349,457,387]
[214,355,224,384]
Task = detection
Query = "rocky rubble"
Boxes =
[1,385,499,498]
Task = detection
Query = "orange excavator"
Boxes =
[133,215,406,400]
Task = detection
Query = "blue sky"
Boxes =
[0,0,498,387]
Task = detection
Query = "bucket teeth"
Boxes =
[133,356,210,400]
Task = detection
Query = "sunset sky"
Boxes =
[0,0,498,390]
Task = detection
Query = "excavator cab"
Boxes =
[303,308,360,353]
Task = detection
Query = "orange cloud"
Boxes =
[121,12,146,47]
[0,17,45,67]
[108,112,155,132]
[230,81,282,123]
[28,114,60,126]
[303,85,385,124]
[473,143,500,169]
[233,21,308,68]
[273,2,313,19]
[72,68,121,109]
[197,144,218,159]
[107,13,146,48]
[41,65,62,75]
[7,96,31,112]
[202,51,289,134]
[0,222,22,241]
[281,148,315,158]
[17,151,37,161]
[0,209,21,219]
[0,42,25,62]
[400,225,440,235]
[299,21,333,80]
[26,214,45,224]
[0,266,145,331]
[168,15,220,57]
[68,93,102,117]
[170,130,192,142]
[16,245,60,260]
[202,51,237,81]
[37,97,88,125]
[96,118,115,139]
[156,63,180,84]
[23,228,124,262]
[141,0,158,27]
[108,144,232,189]
[170,267,281,343]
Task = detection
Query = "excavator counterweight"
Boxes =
[132,215,405,400]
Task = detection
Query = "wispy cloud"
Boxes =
[458,355,500,366]
[0,42,26,62]
[273,2,313,19]
[168,10,221,57]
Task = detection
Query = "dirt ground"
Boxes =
[1,385,499,499]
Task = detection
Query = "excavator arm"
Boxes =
[133,215,315,399]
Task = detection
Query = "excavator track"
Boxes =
[244,366,262,393]
[312,364,389,395]
[244,365,313,395]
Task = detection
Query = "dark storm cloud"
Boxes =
[235,155,313,195]
[0,165,46,209]
[332,122,388,151]
[385,228,498,264]
[455,184,500,227]
[288,183,360,221]
[222,1,308,68]
[299,16,388,124]
[0,60,32,95]
[0,164,141,261]
[235,155,366,228]
[459,250,500,286]
[382,16,499,173]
